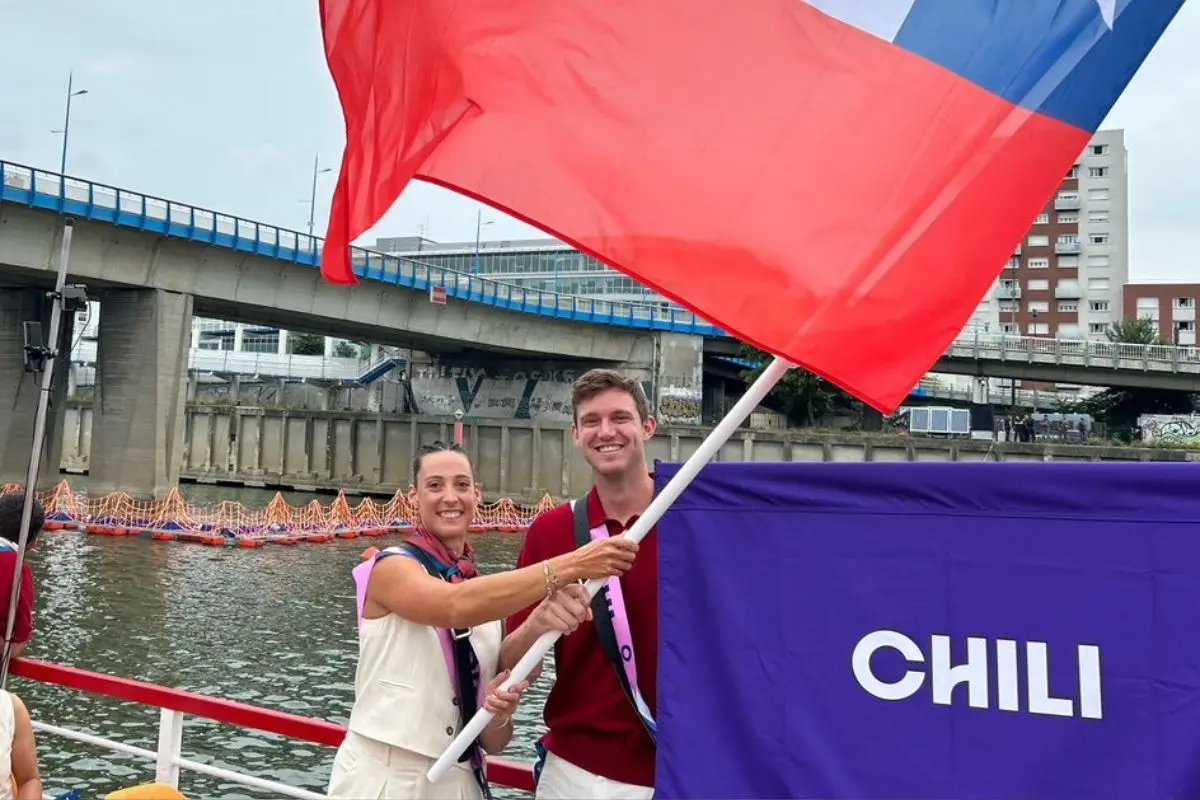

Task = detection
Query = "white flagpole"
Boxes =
[426,355,793,782]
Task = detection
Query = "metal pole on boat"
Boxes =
[426,355,794,783]
[0,219,76,688]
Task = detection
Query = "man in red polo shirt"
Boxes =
[501,368,658,798]
[0,494,40,660]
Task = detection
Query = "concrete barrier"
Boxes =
[58,402,1198,501]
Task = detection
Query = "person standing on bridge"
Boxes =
[500,369,659,799]
[328,441,638,800]
[0,495,40,662]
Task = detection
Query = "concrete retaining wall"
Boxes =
[58,402,1197,501]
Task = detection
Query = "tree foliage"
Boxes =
[289,333,325,356]
[738,344,861,427]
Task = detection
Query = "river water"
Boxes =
[15,481,543,799]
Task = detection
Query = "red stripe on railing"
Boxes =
[9,657,535,792]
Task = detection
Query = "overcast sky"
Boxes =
[1,1,1196,281]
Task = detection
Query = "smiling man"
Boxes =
[500,368,658,798]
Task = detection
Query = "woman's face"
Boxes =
[410,450,479,541]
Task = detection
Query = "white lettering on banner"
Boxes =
[851,630,1103,719]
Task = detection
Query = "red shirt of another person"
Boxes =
[506,488,657,788]
[0,547,34,646]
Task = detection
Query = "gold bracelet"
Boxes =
[542,559,560,598]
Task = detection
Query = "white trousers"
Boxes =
[327,731,481,800]
[535,751,653,800]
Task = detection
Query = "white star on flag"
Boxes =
[1095,0,1116,29]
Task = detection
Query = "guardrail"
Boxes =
[5,160,1200,381]
[909,377,1087,409]
[0,160,727,337]
[9,657,534,799]
[947,331,1200,375]
[69,340,367,381]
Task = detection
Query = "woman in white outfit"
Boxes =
[0,689,42,800]
[328,442,638,800]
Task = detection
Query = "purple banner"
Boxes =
[654,460,1200,799]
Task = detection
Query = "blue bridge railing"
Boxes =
[0,161,728,337]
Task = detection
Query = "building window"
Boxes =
[1028,301,1050,314]
[1175,297,1196,309]
[1057,323,1082,338]
[1058,301,1079,313]
[1000,323,1018,334]
[1088,278,1111,291]
[1088,188,1110,201]
[1028,279,1049,291]
[1087,210,1109,223]
[1028,258,1050,269]
[1089,234,1109,244]
[1089,300,1110,313]
[1028,235,1049,247]
[1178,321,1197,332]
[1088,166,1109,178]
[1028,322,1050,335]
[1033,212,1049,225]
[1057,212,1078,224]
[1057,256,1079,268]
[1066,165,1080,178]
[1091,144,1108,156]
[1089,322,1108,334]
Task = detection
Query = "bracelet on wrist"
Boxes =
[542,559,560,598]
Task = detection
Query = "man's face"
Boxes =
[571,388,657,477]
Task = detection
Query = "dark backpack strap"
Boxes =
[571,498,645,732]
[397,542,488,786]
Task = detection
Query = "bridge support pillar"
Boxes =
[972,377,991,404]
[652,333,704,426]
[0,288,74,488]
[88,289,193,499]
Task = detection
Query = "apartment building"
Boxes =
[1123,283,1199,346]
[965,129,1129,340]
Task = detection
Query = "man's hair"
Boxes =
[0,493,42,548]
[571,368,651,422]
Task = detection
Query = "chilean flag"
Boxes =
[318,0,1182,412]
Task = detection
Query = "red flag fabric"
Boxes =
[317,0,1179,412]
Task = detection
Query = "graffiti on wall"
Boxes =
[408,364,579,421]
[657,384,701,425]
[1140,414,1200,446]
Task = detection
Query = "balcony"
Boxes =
[1055,195,1081,210]
[995,284,1022,300]
[1054,281,1083,300]
[1055,240,1082,255]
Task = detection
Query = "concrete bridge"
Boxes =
[4,159,1200,496]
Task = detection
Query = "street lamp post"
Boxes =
[307,154,333,238]
[473,209,493,274]
[55,70,88,177]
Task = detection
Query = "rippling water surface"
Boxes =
[16,482,544,799]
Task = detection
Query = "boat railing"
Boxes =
[7,657,534,799]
